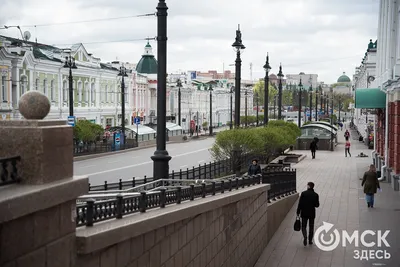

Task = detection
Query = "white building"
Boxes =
[285,73,318,89]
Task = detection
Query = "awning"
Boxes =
[355,88,386,109]
[166,122,183,131]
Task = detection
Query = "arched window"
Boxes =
[20,76,27,96]
[84,83,89,102]
[1,75,6,102]
[78,82,82,102]
[35,78,39,91]
[105,85,108,102]
[91,83,95,103]
[63,80,68,102]
[50,80,55,101]
[43,80,47,96]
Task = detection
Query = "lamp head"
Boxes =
[71,58,77,69]
[277,63,284,78]
[232,24,246,50]
[263,53,271,72]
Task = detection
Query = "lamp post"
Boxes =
[255,91,259,126]
[330,91,334,151]
[209,84,213,136]
[298,78,303,127]
[263,54,271,125]
[245,89,248,127]
[338,95,341,122]
[230,86,233,129]
[315,86,319,121]
[232,24,245,128]
[277,64,284,120]
[117,66,128,145]
[151,0,171,180]
[273,95,277,119]
[63,55,77,117]
[309,85,313,121]
[177,79,182,126]
[196,111,199,136]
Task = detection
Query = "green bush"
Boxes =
[73,120,104,142]
[210,120,301,161]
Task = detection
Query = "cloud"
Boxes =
[0,0,379,83]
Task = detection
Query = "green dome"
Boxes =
[136,42,158,74]
[337,72,351,83]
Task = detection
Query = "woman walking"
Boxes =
[361,165,380,208]
[345,140,351,157]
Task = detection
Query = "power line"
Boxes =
[21,13,156,28]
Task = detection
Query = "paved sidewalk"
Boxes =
[255,128,400,267]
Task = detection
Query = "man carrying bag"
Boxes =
[296,182,320,246]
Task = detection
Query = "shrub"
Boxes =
[74,120,104,142]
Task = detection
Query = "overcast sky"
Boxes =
[1,0,379,83]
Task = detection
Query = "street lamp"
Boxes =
[151,0,171,180]
[230,86,234,129]
[338,95,341,122]
[209,84,213,136]
[263,54,271,126]
[245,89,248,127]
[177,79,182,126]
[63,55,77,117]
[255,91,259,126]
[277,63,284,120]
[298,78,303,127]
[117,66,128,145]
[330,90,334,151]
[315,86,319,121]
[232,24,245,128]
[273,95,277,119]
[309,84,313,122]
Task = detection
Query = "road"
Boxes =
[74,138,216,185]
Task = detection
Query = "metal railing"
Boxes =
[261,166,297,202]
[88,154,258,192]
[76,174,262,227]
[0,156,21,187]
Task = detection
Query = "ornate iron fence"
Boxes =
[74,141,137,157]
[88,153,257,192]
[262,166,297,202]
[0,156,21,186]
[77,174,262,227]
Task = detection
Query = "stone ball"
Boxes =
[18,91,51,120]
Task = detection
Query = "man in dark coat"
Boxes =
[362,164,380,208]
[309,139,318,159]
[297,182,320,246]
[248,159,261,175]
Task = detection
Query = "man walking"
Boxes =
[297,182,320,246]
[362,164,380,208]
[309,138,318,159]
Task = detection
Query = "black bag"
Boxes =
[294,216,301,231]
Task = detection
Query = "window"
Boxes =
[1,76,6,102]
[63,81,68,102]
[43,80,47,96]
[20,76,27,96]
[35,78,39,91]
[50,80,55,101]
[105,85,108,102]
[85,83,89,102]
[91,83,95,103]
[110,85,114,103]
[78,82,82,102]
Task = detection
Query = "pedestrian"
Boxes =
[361,164,380,208]
[309,138,318,159]
[248,159,261,176]
[344,129,350,140]
[345,139,351,157]
[296,182,320,246]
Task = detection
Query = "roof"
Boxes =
[136,54,157,74]
[126,124,156,135]
[166,122,183,131]
[337,72,351,83]
[309,121,338,132]
[301,123,336,134]
[100,63,119,71]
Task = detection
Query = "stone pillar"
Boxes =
[0,91,88,267]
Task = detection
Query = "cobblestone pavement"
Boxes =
[255,127,400,267]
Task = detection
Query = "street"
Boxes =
[74,138,216,185]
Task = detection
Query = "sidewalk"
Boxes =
[255,128,400,267]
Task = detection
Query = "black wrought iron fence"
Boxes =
[77,174,262,227]
[0,156,21,186]
[88,153,257,192]
[74,141,137,157]
[262,166,297,202]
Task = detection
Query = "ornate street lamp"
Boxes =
[232,24,245,128]
[63,55,77,117]
[263,54,271,125]
[151,0,171,180]
[117,66,128,145]
[230,86,234,129]
[330,89,334,151]
[177,79,182,126]
[298,78,303,127]
[315,86,319,121]
[277,64,284,120]
[209,84,213,136]
[309,84,313,122]
[255,91,259,126]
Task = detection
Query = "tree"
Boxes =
[253,80,278,106]
[282,89,293,106]
[73,120,104,142]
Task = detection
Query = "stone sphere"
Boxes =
[19,91,51,120]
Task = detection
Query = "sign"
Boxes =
[67,116,75,127]
[134,116,140,125]
[114,132,121,151]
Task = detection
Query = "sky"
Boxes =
[0,0,379,84]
